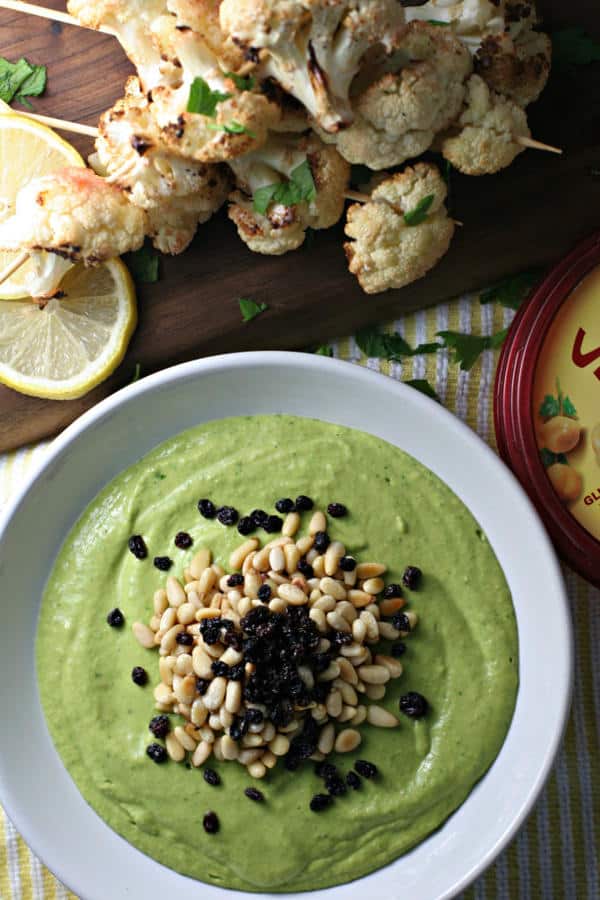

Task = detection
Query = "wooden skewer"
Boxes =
[0,0,115,34]
[23,112,99,137]
[0,250,30,287]
[516,135,562,155]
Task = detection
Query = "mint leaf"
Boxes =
[539,394,560,418]
[540,448,568,467]
[223,71,255,91]
[480,268,542,310]
[404,194,434,226]
[356,325,440,361]
[436,328,508,371]
[405,379,440,402]
[562,396,577,417]
[239,298,267,322]
[0,57,46,107]
[552,27,600,69]
[315,344,333,357]
[187,77,231,116]
[252,159,316,214]
[125,242,160,284]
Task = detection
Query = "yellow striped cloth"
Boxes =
[1,294,598,900]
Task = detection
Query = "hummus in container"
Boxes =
[37,415,518,892]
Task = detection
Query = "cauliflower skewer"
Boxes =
[219,0,406,133]
[228,131,350,254]
[344,162,455,294]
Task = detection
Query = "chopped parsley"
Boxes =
[0,56,46,108]
[223,71,255,91]
[356,325,440,361]
[480,268,542,310]
[253,160,316,215]
[207,120,255,137]
[125,242,160,284]
[239,298,268,322]
[314,344,333,357]
[427,19,451,26]
[187,76,231,116]
[404,194,434,226]
[436,329,508,371]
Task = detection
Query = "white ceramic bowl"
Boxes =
[0,352,571,900]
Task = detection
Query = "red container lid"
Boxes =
[495,231,600,588]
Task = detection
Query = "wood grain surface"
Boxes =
[0,0,599,451]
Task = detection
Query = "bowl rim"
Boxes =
[0,351,573,900]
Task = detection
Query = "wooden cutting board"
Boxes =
[0,0,599,451]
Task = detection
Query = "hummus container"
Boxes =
[495,231,600,587]
[0,353,571,900]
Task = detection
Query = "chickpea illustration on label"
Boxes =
[537,379,582,503]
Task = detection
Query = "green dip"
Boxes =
[37,415,518,892]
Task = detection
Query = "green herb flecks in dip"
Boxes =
[37,415,518,892]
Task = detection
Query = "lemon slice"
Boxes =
[0,112,84,299]
[0,259,137,399]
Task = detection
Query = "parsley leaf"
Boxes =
[436,328,508,371]
[540,448,568,468]
[552,27,600,70]
[223,71,255,91]
[253,159,317,215]
[356,325,440,361]
[0,57,46,107]
[187,76,231,116]
[480,268,542,310]
[315,344,333,357]
[125,242,160,284]
[239,298,268,322]
[404,379,440,402]
[404,194,434,226]
[427,19,451,26]
[207,120,255,137]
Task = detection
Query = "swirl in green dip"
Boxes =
[37,415,518,892]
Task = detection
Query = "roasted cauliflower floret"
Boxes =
[167,0,249,71]
[228,131,350,254]
[440,74,530,175]
[344,162,454,294]
[220,0,405,133]
[474,28,551,107]
[148,27,280,162]
[0,167,147,296]
[318,22,472,169]
[404,0,506,52]
[92,79,231,254]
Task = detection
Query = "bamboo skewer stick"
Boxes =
[0,250,30,287]
[516,135,562,155]
[0,0,115,34]
[24,112,99,137]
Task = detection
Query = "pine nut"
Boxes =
[309,510,327,534]
[183,568,193,584]
[225,680,242,714]
[357,664,390,685]
[365,683,386,700]
[190,548,212,578]
[191,740,212,767]
[221,734,239,760]
[326,689,343,718]
[265,537,292,550]
[319,577,346,600]
[311,704,328,722]
[334,729,361,753]
[405,610,419,629]
[253,547,271,572]
[159,657,174,685]
[309,607,327,632]
[191,698,208,726]
[204,641,224,659]
[268,734,290,756]
[349,589,371,608]
[212,564,225,578]
[192,646,213,678]
[352,618,367,642]
[209,714,224,731]
[149,615,161,631]
[174,654,193,676]
[356,562,386,579]
[340,641,366,658]
[337,600,357,623]
[325,541,345,576]
[338,657,359,684]
[296,535,314,555]
[220,707,234,728]
[238,748,263,765]
[278,583,307,605]
[310,751,325,762]
[306,548,318,564]
[219,648,242,667]
[375,654,404,678]
[318,722,335,755]
[248,761,266,779]
[261,722,276,742]
[198,567,217,595]
[269,547,286,572]
[153,589,168,615]
[378,621,400,640]
[339,705,357,722]
[352,705,367,725]
[317,661,340,681]
[159,607,177,633]
[174,725,197,751]
[326,610,350,633]
[229,538,260,571]
[269,597,287,613]
[360,610,380,642]
[244,572,261,599]
[343,569,358,587]
[314,594,336,612]
[262,750,277,769]
[242,551,257,574]
[174,674,197,705]
[335,680,358,705]
[284,543,301,573]
[238,597,252,616]
[380,597,405,616]
[199,725,215,743]
[241,733,264,748]
[362,577,385,595]
[282,511,301,537]
[212,737,224,760]
[367,705,399,727]
[132,621,155,649]
[204,676,227,711]
[166,576,186,608]
[177,602,196,625]
[166,733,185,762]
[312,555,325,577]
[366,603,380,620]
